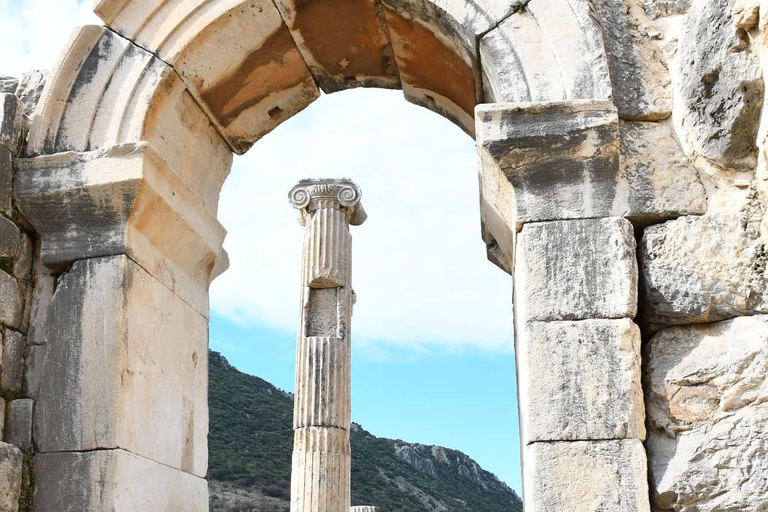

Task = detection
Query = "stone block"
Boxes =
[12,235,32,280]
[479,1,612,104]
[5,399,33,450]
[641,212,767,328]
[352,508,381,512]
[0,273,22,330]
[477,101,620,230]
[16,143,226,317]
[0,94,25,155]
[0,442,22,512]
[518,319,645,444]
[644,0,691,18]
[23,345,46,400]
[515,218,638,322]
[615,121,706,225]
[35,449,208,512]
[0,398,4,435]
[676,0,764,169]
[13,71,46,117]
[646,316,768,511]
[0,148,12,216]
[35,255,209,477]
[524,439,650,512]
[1,329,24,393]
[593,0,672,121]
[0,217,20,263]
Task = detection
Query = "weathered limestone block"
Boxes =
[5,399,33,450]
[273,0,399,92]
[12,235,32,280]
[616,121,706,224]
[0,94,26,155]
[0,149,12,216]
[646,316,768,511]
[593,0,672,120]
[351,507,381,512]
[0,217,20,262]
[643,0,691,18]
[94,0,320,154]
[35,256,208,477]
[518,319,645,444]
[23,345,46,400]
[0,398,4,435]
[524,439,650,512]
[641,212,767,327]
[16,143,226,317]
[294,337,351,429]
[676,0,764,169]
[291,427,351,512]
[477,101,620,242]
[0,274,22,330]
[1,329,24,392]
[515,218,638,322]
[13,71,47,117]
[479,0,612,104]
[26,26,233,212]
[35,449,208,512]
[0,442,22,512]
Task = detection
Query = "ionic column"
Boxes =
[289,179,366,512]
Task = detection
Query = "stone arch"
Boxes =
[10,0,645,510]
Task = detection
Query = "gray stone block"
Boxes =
[1,329,24,393]
[677,0,764,169]
[515,218,638,322]
[12,235,32,280]
[641,212,767,328]
[0,272,22,329]
[14,71,46,117]
[35,449,208,512]
[0,441,22,512]
[524,439,650,512]
[519,319,645,444]
[0,94,25,155]
[644,0,691,18]
[4,399,33,450]
[0,217,20,262]
[23,345,46,400]
[0,148,12,217]
[646,316,768,511]
[594,0,673,120]
[0,398,4,435]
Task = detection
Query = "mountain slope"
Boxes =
[208,351,523,512]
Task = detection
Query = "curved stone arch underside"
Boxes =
[15,0,622,509]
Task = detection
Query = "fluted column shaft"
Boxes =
[289,179,366,512]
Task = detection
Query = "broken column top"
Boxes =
[289,178,367,226]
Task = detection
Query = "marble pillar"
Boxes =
[288,179,366,512]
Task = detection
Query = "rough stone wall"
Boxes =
[0,72,46,512]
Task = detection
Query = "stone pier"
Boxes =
[288,179,366,512]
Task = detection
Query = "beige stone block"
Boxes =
[0,442,22,512]
[35,449,208,512]
[16,143,226,318]
[519,319,645,444]
[291,427,351,512]
[294,337,351,429]
[524,439,650,512]
[646,316,768,511]
[34,256,208,477]
[515,218,638,322]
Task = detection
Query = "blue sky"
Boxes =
[1,0,522,493]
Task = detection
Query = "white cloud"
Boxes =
[0,0,99,78]
[0,0,514,356]
[210,89,514,354]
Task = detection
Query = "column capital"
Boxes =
[289,178,367,226]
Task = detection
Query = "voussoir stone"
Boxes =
[0,441,22,512]
[677,0,764,169]
[524,439,650,512]
[515,218,638,322]
[519,318,645,444]
[646,316,768,511]
[641,210,767,328]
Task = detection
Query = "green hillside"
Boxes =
[208,351,523,512]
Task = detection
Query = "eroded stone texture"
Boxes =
[616,121,706,224]
[0,94,26,156]
[35,255,209,478]
[643,0,691,18]
[351,507,381,512]
[641,209,767,328]
[13,71,47,117]
[515,218,638,322]
[0,442,22,512]
[594,0,673,120]
[646,316,768,511]
[0,149,12,216]
[518,319,645,444]
[5,399,33,451]
[23,345,46,400]
[677,0,764,169]
[0,274,22,330]
[524,439,650,512]
[1,329,25,393]
[35,449,208,512]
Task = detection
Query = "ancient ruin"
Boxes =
[0,0,766,510]
[288,179,365,512]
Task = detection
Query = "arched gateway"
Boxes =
[5,0,689,509]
